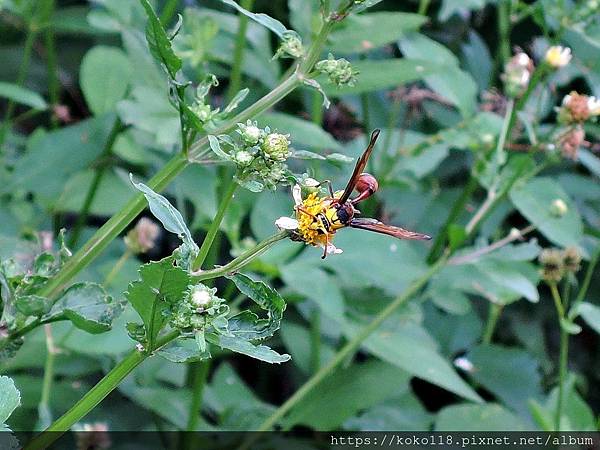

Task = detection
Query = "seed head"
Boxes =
[562,247,582,273]
[558,126,585,160]
[539,248,565,283]
[262,133,291,162]
[274,31,305,59]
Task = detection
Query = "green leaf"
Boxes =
[466,344,543,417]
[578,148,600,179]
[226,273,286,340]
[126,257,191,348]
[157,338,211,363]
[139,0,182,77]
[399,33,477,117]
[219,0,289,38]
[131,176,198,255]
[0,376,20,428]
[438,0,493,22]
[322,58,441,96]
[206,333,290,364]
[14,295,51,317]
[576,302,600,335]
[435,403,526,431]
[510,177,583,248]
[344,321,482,402]
[207,135,232,160]
[284,361,412,429]
[327,12,427,54]
[461,30,492,91]
[80,46,133,115]
[262,112,341,150]
[48,282,121,334]
[0,82,47,110]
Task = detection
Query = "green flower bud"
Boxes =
[234,150,254,165]
[262,133,291,162]
[274,31,305,59]
[238,120,263,145]
[550,198,568,217]
[316,54,358,88]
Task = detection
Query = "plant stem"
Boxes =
[68,119,123,248]
[104,249,132,288]
[417,0,431,15]
[193,231,289,281]
[497,0,511,68]
[37,325,57,429]
[0,28,37,146]
[192,181,238,271]
[43,0,59,129]
[184,360,210,434]
[246,255,448,438]
[549,282,567,431]
[311,90,324,125]
[482,303,503,344]
[226,0,255,102]
[309,309,321,373]
[24,330,180,450]
[572,246,600,310]
[507,65,547,136]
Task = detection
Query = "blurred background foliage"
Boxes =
[0,0,599,437]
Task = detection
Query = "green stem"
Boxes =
[184,360,210,434]
[193,231,289,281]
[311,90,324,125]
[159,0,179,24]
[37,152,189,301]
[497,0,511,68]
[482,303,502,344]
[246,255,448,438]
[192,181,238,271]
[549,282,567,432]
[507,65,547,137]
[417,0,431,15]
[37,325,56,429]
[0,28,37,146]
[309,309,321,373]
[43,0,59,129]
[226,0,254,102]
[571,246,600,310]
[104,249,132,288]
[24,330,180,450]
[68,120,122,248]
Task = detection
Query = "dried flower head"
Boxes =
[502,52,533,97]
[558,125,586,160]
[545,46,572,68]
[562,247,582,273]
[124,218,160,254]
[539,248,565,283]
[558,91,600,124]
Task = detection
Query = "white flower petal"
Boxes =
[323,242,343,255]
[275,217,299,230]
[292,184,303,206]
[303,177,320,187]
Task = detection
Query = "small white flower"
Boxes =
[234,150,253,165]
[275,216,299,230]
[454,357,474,373]
[562,93,572,106]
[191,289,212,307]
[515,52,531,67]
[323,242,343,255]
[545,46,572,68]
[587,96,600,115]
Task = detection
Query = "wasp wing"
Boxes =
[338,129,381,205]
[349,218,431,240]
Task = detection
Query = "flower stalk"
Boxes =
[549,282,567,431]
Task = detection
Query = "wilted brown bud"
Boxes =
[539,248,565,283]
[562,247,582,273]
[558,126,586,160]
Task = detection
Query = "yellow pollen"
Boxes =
[295,192,333,247]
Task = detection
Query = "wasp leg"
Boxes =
[295,205,317,219]
[321,234,329,259]
[318,180,335,198]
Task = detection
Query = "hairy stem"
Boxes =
[246,255,448,437]
[192,181,238,271]
[226,0,255,102]
[193,231,289,281]
[24,330,180,450]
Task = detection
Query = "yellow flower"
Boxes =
[545,46,572,68]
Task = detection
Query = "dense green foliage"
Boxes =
[0,0,599,442]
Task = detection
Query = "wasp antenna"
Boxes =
[370,129,381,143]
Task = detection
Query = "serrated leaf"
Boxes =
[157,338,210,363]
[509,177,583,248]
[206,333,290,364]
[0,376,20,429]
[139,0,182,77]
[14,295,51,317]
[0,82,47,110]
[219,0,289,38]
[226,273,286,340]
[47,282,121,334]
[126,257,191,349]
[131,176,198,256]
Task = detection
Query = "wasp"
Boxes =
[292,129,431,258]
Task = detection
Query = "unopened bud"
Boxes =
[262,133,291,162]
[125,218,160,254]
[550,199,568,217]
